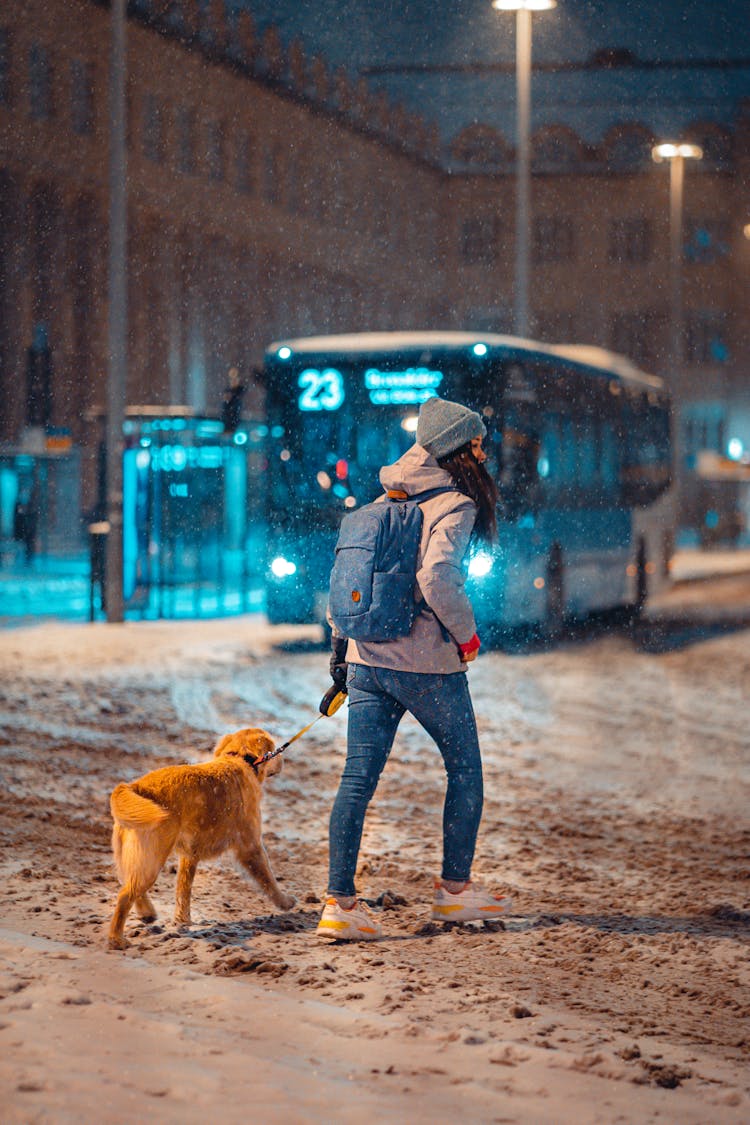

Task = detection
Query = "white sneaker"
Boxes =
[316,897,383,941]
[432,879,513,923]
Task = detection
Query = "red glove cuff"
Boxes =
[458,633,481,658]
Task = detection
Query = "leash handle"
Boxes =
[319,686,347,716]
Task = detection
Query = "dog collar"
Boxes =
[246,748,282,771]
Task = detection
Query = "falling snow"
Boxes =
[1,562,748,1121]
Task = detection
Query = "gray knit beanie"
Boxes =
[416,396,486,460]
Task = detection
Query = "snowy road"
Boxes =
[0,572,748,1122]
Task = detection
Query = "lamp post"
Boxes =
[651,142,702,387]
[105,0,128,622]
[652,142,702,515]
[491,0,557,338]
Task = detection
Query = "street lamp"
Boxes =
[491,0,557,338]
[105,0,128,622]
[651,142,702,385]
[652,141,702,512]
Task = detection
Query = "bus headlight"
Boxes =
[271,556,297,578]
[468,552,494,578]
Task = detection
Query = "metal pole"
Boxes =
[668,154,685,381]
[515,7,532,338]
[105,0,127,622]
[668,153,685,512]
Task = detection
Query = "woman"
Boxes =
[317,395,512,941]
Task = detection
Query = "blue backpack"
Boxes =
[328,487,455,642]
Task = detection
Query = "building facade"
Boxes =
[0,0,748,527]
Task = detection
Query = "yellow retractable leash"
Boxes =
[252,686,347,769]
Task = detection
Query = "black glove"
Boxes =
[329,634,348,693]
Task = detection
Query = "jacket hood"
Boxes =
[379,442,455,496]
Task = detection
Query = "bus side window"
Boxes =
[560,417,578,488]
[499,408,540,518]
[498,363,541,518]
[536,365,581,505]
[577,414,598,490]
[620,393,672,505]
[537,414,562,498]
[599,420,620,495]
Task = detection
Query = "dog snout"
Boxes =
[265,754,283,777]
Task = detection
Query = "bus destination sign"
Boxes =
[364,366,443,405]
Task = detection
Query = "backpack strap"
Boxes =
[387,485,458,637]
[384,485,457,503]
[410,486,458,504]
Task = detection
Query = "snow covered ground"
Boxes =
[0,572,748,1123]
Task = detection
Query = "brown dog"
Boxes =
[108,727,295,949]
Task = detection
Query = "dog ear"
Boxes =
[241,728,274,761]
[214,732,242,758]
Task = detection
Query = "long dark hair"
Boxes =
[437,441,498,544]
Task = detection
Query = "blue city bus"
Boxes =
[262,332,673,636]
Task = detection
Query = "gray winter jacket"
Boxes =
[344,442,479,674]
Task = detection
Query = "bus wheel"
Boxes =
[544,545,565,640]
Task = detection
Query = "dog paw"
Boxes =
[278,893,297,911]
[108,935,128,951]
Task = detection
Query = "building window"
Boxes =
[450,125,508,169]
[609,310,664,366]
[29,44,53,120]
[684,218,730,264]
[686,311,728,365]
[262,141,282,206]
[285,143,304,214]
[70,59,94,136]
[207,120,226,182]
[142,93,164,163]
[682,406,726,458]
[533,129,582,172]
[532,216,575,263]
[308,154,325,224]
[71,196,96,388]
[30,187,57,321]
[236,131,254,194]
[603,126,652,172]
[0,28,11,107]
[460,216,500,265]
[176,106,196,175]
[325,157,343,227]
[608,218,653,263]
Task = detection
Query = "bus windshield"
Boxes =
[264,348,492,523]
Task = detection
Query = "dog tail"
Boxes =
[110,783,170,830]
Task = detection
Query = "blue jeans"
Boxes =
[327,664,484,898]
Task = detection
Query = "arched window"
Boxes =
[532,126,584,173]
[602,123,654,172]
[687,122,732,169]
[449,124,510,169]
